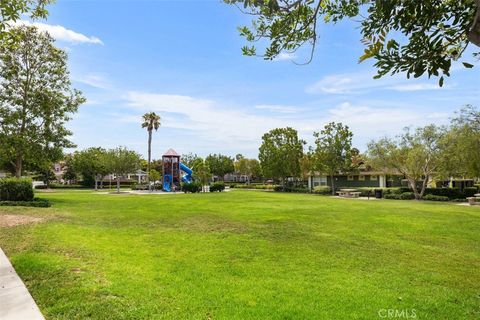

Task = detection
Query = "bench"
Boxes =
[467,194,480,205]
[337,191,361,198]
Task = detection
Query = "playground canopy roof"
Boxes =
[163,148,180,157]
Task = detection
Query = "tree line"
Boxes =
[258,105,480,199]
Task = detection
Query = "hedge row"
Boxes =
[384,192,416,200]
[0,178,34,201]
[233,184,276,190]
[0,198,50,207]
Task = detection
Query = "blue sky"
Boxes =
[22,0,480,159]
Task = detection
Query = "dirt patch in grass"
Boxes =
[0,214,44,227]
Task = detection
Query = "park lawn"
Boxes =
[0,190,479,320]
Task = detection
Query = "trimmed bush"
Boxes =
[210,182,225,192]
[384,193,399,200]
[0,178,34,201]
[423,194,449,201]
[273,186,307,193]
[182,182,202,193]
[313,186,332,195]
[384,192,415,200]
[132,184,149,190]
[424,187,478,200]
[399,192,415,200]
[0,198,50,207]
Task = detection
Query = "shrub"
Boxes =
[182,182,202,193]
[384,193,399,200]
[313,186,332,195]
[423,194,449,201]
[0,178,34,201]
[0,198,50,207]
[384,192,415,200]
[49,184,90,189]
[463,187,478,198]
[423,187,478,200]
[236,184,276,190]
[399,192,415,200]
[132,184,149,190]
[210,182,225,192]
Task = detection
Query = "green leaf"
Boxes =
[462,62,474,69]
[439,76,444,87]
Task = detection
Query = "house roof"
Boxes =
[163,148,180,157]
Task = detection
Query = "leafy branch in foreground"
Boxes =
[226,0,480,85]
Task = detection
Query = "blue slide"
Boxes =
[163,174,172,192]
[180,162,193,183]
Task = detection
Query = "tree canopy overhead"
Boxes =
[227,0,480,85]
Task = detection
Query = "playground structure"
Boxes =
[162,149,193,192]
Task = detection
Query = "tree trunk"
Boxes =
[14,154,22,178]
[117,178,120,194]
[419,176,429,199]
[468,0,480,46]
[330,174,335,196]
[94,176,98,191]
[147,130,152,192]
[408,178,421,200]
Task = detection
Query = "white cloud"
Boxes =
[73,73,112,89]
[306,72,444,94]
[123,92,290,151]
[387,83,443,91]
[254,104,298,114]
[273,52,296,61]
[325,102,450,142]
[119,92,452,155]
[14,20,103,45]
[305,73,373,94]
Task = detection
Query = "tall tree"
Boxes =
[141,112,161,191]
[192,158,212,192]
[234,157,262,184]
[106,147,141,193]
[181,152,200,168]
[226,0,479,85]
[0,26,85,178]
[439,105,480,180]
[72,148,109,190]
[205,154,235,180]
[258,127,305,187]
[313,122,354,195]
[368,125,445,200]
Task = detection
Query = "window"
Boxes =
[370,175,378,181]
[347,175,354,181]
[314,182,320,187]
[359,175,365,181]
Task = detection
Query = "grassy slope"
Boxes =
[0,190,479,319]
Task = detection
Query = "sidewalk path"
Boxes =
[0,248,44,320]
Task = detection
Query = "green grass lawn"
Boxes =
[0,190,479,319]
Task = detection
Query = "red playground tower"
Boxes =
[162,149,180,192]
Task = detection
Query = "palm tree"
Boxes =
[141,112,161,191]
